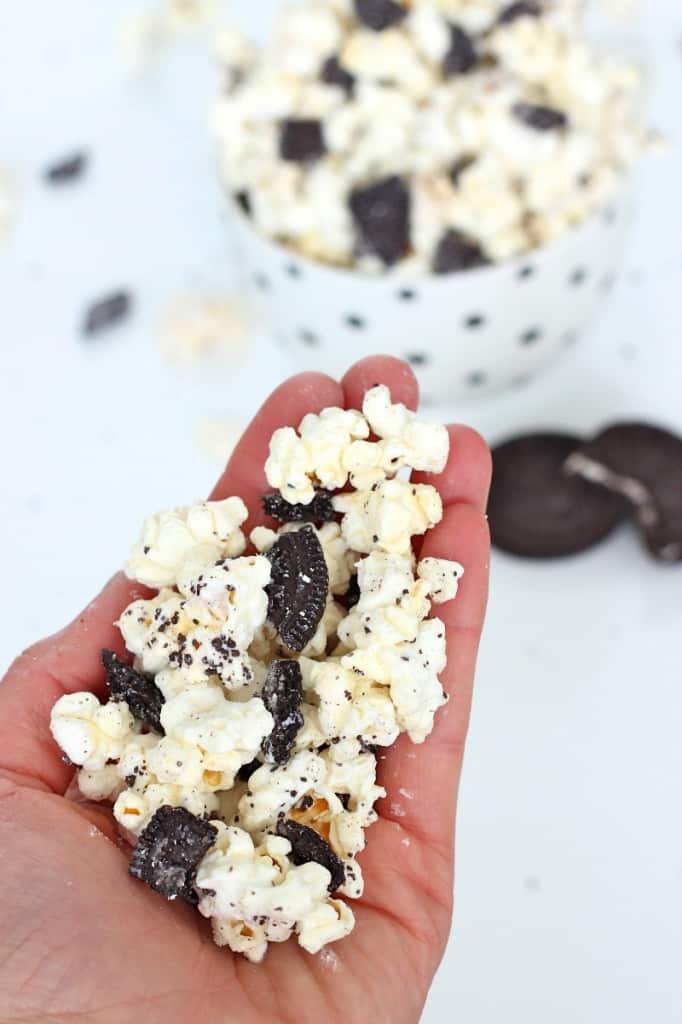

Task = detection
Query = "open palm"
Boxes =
[0,356,491,1024]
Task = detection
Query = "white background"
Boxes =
[1,2,681,1021]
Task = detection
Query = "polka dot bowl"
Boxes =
[231,190,632,404]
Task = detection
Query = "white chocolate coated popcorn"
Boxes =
[418,556,464,603]
[214,0,653,273]
[126,498,247,588]
[196,825,354,962]
[333,479,443,555]
[50,386,462,963]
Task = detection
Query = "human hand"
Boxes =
[0,356,491,1024]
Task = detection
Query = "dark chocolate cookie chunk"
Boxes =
[102,649,165,734]
[565,424,682,564]
[263,490,336,524]
[266,526,329,651]
[276,819,346,893]
[280,120,326,163]
[45,151,88,184]
[497,2,542,25]
[354,0,406,31]
[349,176,410,267]
[489,433,626,558]
[321,56,355,95]
[513,102,568,132]
[83,291,132,335]
[234,190,251,215]
[443,24,478,77]
[237,758,263,783]
[129,806,217,903]
[433,230,489,274]
[261,660,304,765]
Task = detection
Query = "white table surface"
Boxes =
[1,3,681,1022]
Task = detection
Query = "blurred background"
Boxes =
[0,2,680,1021]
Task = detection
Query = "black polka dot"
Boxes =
[398,287,417,302]
[253,272,270,291]
[467,371,487,388]
[518,264,535,280]
[299,328,319,346]
[405,352,429,367]
[562,331,578,347]
[286,263,302,279]
[465,314,486,330]
[511,374,531,390]
[603,207,617,226]
[345,314,366,330]
[570,268,588,287]
[520,327,542,346]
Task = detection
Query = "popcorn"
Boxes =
[49,384,462,962]
[126,497,248,588]
[333,479,443,555]
[343,618,448,743]
[50,693,135,772]
[214,0,653,273]
[196,824,354,962]
[418,556,464,603]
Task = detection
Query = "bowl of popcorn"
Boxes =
[214,0,654,402]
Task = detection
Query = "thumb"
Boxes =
[0,573,147,794]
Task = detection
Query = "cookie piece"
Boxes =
[354,0,406,32]
[497,2,542,25]
[443,25,478,77]
[349,176,410,267]
[280,120,326,163]
[433,230,489,274]
[276,819,346,893]
[321,56,355,96]
[102,649,165,734]
[489,433,626,558]
[45,152,88,184]
[261,660,304,765]
[235,191,251,215]
[266,526,329,651]
[129,806,217,903]
[262,490,336,524]
[83,292,132,335]
[513,102,568,132]
[237,758,263,782]
[565,424,682,563]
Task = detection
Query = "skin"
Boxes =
[0,356,491,1024]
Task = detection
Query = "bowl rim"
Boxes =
[226,182,631,287]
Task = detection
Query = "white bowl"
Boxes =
[230,191,632,403]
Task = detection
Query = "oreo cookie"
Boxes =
[261,659,304,765]
[433,230,489,274]
[279,120,326,163]
[512,102,568,132]
[262,489,336,524]
[102,649,165,734]
[129,806,217,903]
[266,525,329,651]
[321,56,355,96]
[349,176,410,267]
[565,424,682,564]
[497,2,542,25]
[276,819,345,893]
[489,433,625,558]
[443,25,478,77]
[354,0,406,32]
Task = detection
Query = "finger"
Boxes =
[413,424,492,514]
[341,355,419,414]
[0,573,147,793]
[210,371,343,528]
[1,372,344,793]
[377,503,491,860]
